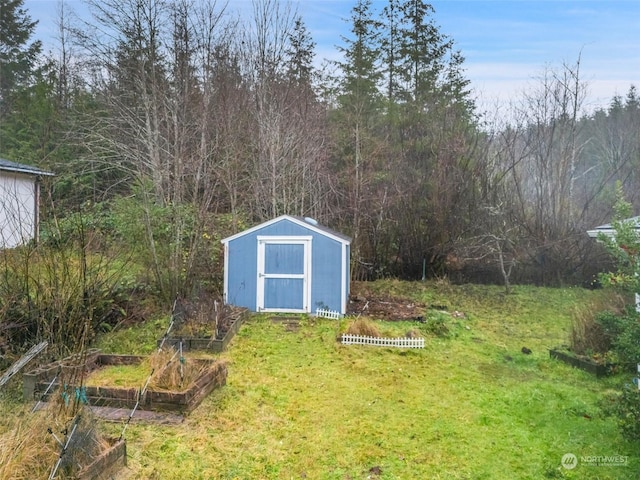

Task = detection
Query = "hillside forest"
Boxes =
[0,0,639,353]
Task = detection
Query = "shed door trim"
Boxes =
[256,236,312,313]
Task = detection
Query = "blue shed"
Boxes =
[221,215,351,314]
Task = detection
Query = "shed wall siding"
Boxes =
[0,173,36,248]
[225,233,259,310]
[309,233,343,312]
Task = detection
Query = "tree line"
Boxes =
[1,0,639,300]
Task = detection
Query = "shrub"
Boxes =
[583,307,640,366]
[0,241,137,357]
[595,309,628,341]
[614,385,640,441]
[610,310,640,365]
[596,184,640,297]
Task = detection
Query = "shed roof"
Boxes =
[0,157,54,177]
[587,216,640,238]
[221,215,351,245]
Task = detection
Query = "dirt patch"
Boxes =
[346,283,427,321]
[89,406,185,425]
[270,316,301,332]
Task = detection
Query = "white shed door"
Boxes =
[257,236,311,313]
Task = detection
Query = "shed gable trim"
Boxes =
[221,215,350,245]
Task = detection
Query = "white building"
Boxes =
[0,158,54,248]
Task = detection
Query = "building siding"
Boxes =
[309,232,343,312]
[0,172,37,248]
[223,216,350,314]
[225,232,259,310]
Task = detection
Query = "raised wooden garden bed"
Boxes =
[159,306,248,352]
[24,350,227,414]
[549,348,613,377]
[77,437,127,480]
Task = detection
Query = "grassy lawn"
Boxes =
[3,280,640,479]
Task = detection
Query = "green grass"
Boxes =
[4,281,640,479]
[85,363,151,388]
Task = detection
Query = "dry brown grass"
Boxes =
[0,410,58,479]
[74,348,218,392]
[346,318,381,337]
[148,348,210,391]
[0,401,109,480]
[569,291,627,355]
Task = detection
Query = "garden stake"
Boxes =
[214,300,219,339]
[179,340,184,386]
[47,427,64,448]
[119,369,154,441]
[153,348,181,384]
[158,297,179,351]
[0,341,48,389]
[48,415,81,480]
[31,367,61,413]
[156,342,182,376]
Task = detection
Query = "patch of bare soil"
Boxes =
[346,283,427,321]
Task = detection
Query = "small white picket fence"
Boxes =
[341,334,424,349]
[315,308,342,320]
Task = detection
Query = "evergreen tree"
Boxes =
[380,0,402,103]
[441,48,473,113]
[382,1,480,277]
[396,0,451,104]
[333,0,387,277]
[0,0,42,120]
[337,0,383,110]
[285,16,316,87]
[0,0,68,168]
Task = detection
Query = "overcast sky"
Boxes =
[25,0,640,114]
